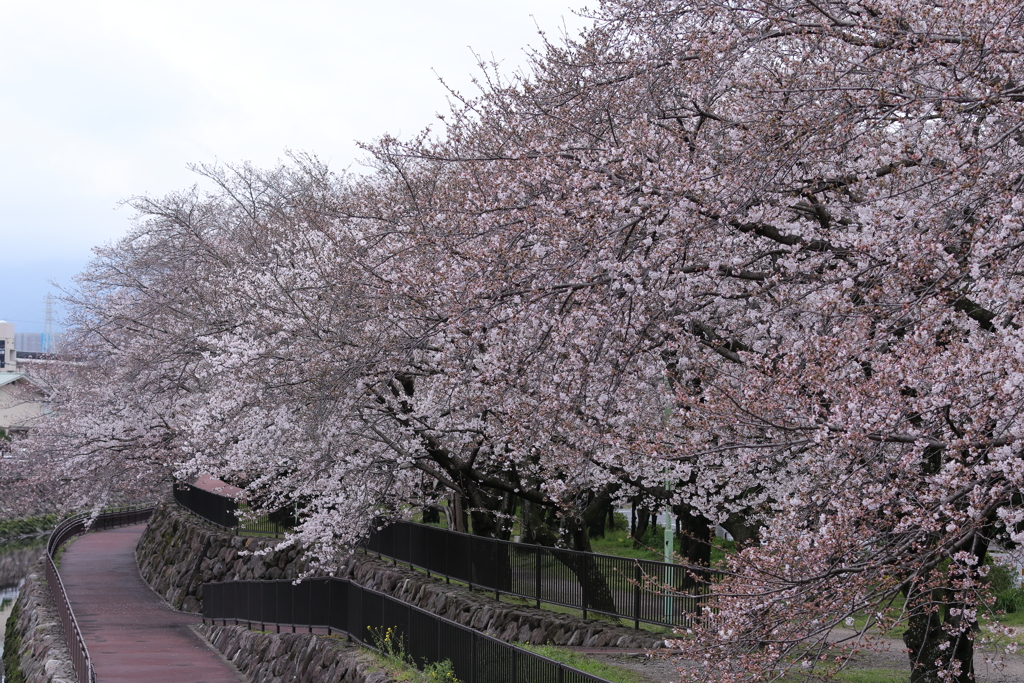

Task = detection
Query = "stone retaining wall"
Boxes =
[136,500,310,612]
[2,560,75,683]
[139,501,665,649]
[195,623,395,683]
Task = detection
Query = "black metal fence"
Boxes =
[365,521,718,629]
[204,578,610,683]
[173,481,286,535]
[46,505,155,683]
[172,481,716,629]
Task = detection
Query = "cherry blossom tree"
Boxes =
[28,0,1024,681]
[357,1,1024,680]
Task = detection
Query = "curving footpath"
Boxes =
[58,524,243,683]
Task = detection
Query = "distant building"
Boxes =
[0,322,50,437]
[14,332,64,354]
[0,322,18,373]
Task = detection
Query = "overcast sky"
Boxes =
[0,0,592,332]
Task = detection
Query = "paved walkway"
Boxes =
[60,524,243,683]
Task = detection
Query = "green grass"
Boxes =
[709,537,736,568]
[590,526,664,563]
[513,643,649,683]
[834,671,908,683]
[2,597,25,683]
[0,514,58,543]
[495,590,675,635]
[0,535,47,554]
[784,670,908,683]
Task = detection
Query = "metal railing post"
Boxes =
[581,559,588,620]
[471,629,477,683]
[535,549,541,608]
[634,562,642,630]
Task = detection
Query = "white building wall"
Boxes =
[0,322,17,373]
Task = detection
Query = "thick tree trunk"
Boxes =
[673,504,713,591]
[448,494,467,533]
[587,494,609,538]
[560,512,620,615]
[720,510,760,546]
[421,506,441,524]
[902,530,989,683]
[633,507,652,549]
[520,490,621,615]
[902,583,971,683]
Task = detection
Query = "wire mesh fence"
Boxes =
[364,520,719,629]
[203,578,611,683]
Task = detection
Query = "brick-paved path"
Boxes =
[60,524,243,683]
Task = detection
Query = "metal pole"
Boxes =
[663,501,674,623]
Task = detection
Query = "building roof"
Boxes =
[0,373,25,388]
[0,373,49,393]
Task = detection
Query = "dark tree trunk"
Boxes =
[902,532,989,683]
[720,510,760,546]
[521,487,621,615]
[422,506,441,524]
[460,485,519,589]
[633,508,652,549]
[559,513,619,615]
[673,504,713,591]
[448,494,468,533]
[902,583,959,683]
[587,495,610,538]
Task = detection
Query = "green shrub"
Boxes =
[987,562,1017,595]
[994,588,1024,614]
[423,659,461,682]
[0,515,59,542]
[2,598,26,683]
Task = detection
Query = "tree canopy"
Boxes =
[27,1,1024,681]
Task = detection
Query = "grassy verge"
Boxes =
[834,672,908,683]
[365,626,465,682]
[413,509,737,569]
[0,515,58,544]
[0,535,47,555]
[783,670,908,683]
[513,643,648,683]
[2,597,25,683]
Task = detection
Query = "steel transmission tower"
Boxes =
[42,295,54,353]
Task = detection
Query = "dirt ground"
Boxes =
[586,637,1024,683]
